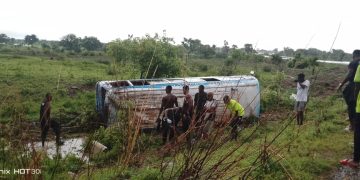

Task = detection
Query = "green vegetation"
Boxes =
[0,33,353,179]
[107,34,182,78]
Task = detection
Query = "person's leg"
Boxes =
[296,112,299,125]
[203,114,212,139]
[349,101,356,130]
[51,120,62,145]
[182,116,190,133]
[353,115,360,163]
[162,120,168,144]
[344,85,355,130]
[295,102,300,125]
[230,117,240,140]
[182,116,192,147]
[169,125,175,142]
[299,111,304,125]
[41,123,49,147]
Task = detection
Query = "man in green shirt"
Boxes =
[341,50,360,168]
[223,95,245,140]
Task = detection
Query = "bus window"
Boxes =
[130,80,150,86]
[201,78,220,81]
[110,81,130,87]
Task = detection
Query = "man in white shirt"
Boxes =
[202,92,218,139]
[295,73,310,125]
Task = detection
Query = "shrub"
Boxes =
[89,126,126,165]
[198,64,208,72]
[287,60,296,68]
[263,66,272,72]
[295,60,309,69]
[64,155,84,172]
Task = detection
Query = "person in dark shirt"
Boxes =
[338,50,360,131]
[194,85,207,122]
[182,85,193,133]
[40,93,63,147]
[340,50,360,168]
[157,85,178,144]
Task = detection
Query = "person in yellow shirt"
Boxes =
[223,95,245,140]
[341,50,360,168]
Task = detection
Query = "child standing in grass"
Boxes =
[294,73,310,125]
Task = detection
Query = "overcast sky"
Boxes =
[1,0,359,53]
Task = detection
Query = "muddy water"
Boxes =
[27,138,87,160]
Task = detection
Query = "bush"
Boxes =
[84,77,98,87]
[82,51,89,56]
[295,60,309,69]
[262,66,272,72]
[132,168,161,180]
[287,60,296,68]
[64,155,84,172]
[88,126,126,165]
[107,63,121,75]
[96,59,110,65]
[0,47,13,53]
[198,64,208,72]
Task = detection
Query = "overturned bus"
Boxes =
[96,75,260,128]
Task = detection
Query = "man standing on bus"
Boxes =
[157,85,178,144]
[223,95,245,140]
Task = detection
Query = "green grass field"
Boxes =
[0,51,354,179]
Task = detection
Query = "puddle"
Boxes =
[27,137,87,160]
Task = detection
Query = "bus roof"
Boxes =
[97,75,258,89]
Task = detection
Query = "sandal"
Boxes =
[340,159,359,168]
[340,159,350,165]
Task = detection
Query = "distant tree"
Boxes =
[60,34,81,52]
[24,34,39,45]
[41,42,51,49]
[198,44,215,58]
[231,49,244,61]
[81,36,102,51]
[232,44,238,49]
[222,40,230,56]
[273,48,278,53]
[271,54,282,65]
[219,59,235,76]
[271,54,284,71]
[0,33,10,43]
[283,47,294,57]
[182,38,202,61]
[9,38,15,44]
[288,53,301,68]
[308,57,319,74]
[107,35,181,78]
[330,49,346,61]
[230,49,245,70]
[244,44,254,54]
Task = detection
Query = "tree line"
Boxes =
[0,33,103,52]
[0,32,353,78]
[0,32,352,61]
